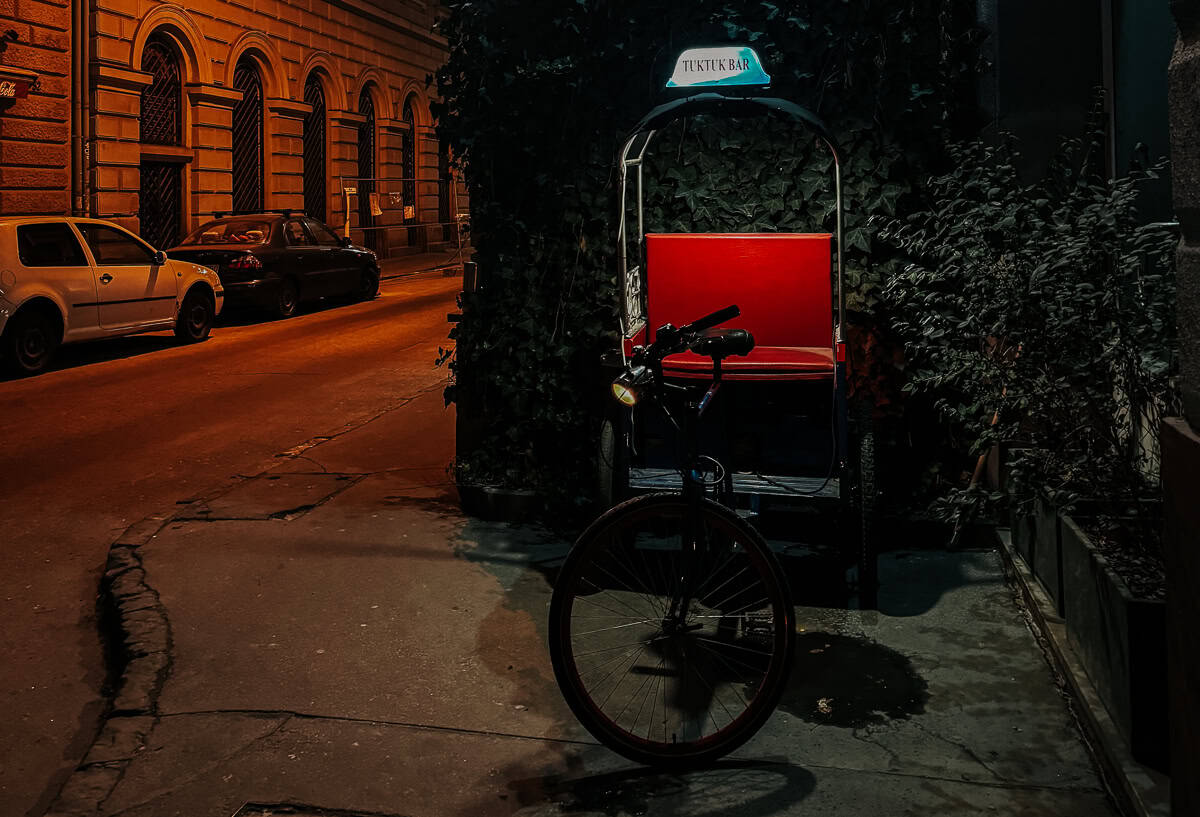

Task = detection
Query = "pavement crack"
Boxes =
[104,713,294,817]
[909,719,1009,782]
[156,707,599,749]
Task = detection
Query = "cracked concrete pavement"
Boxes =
[42,370,1125,817]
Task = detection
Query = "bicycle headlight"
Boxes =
[611,365,648,407]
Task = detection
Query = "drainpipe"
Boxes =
[71,0,91,216]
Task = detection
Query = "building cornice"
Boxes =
[185,83,242,107]
[92,63,152,92]
[267,97,313,118]
[331,111,369,128]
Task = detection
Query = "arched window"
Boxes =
[402,96,418,225]
[302,74,327,222]
[139,32,183,250]
[140,33,181,145]
[232,56,264,213]
[357,86,377,250]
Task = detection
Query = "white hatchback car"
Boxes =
[0,217,224,376]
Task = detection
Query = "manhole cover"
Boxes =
[233,804,405,817]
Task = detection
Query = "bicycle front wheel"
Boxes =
[549,493,794,768]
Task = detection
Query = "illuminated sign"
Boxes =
[666,46,770,89]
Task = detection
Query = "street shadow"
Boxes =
[778,632,929,727]
[215,295,357,327]
[0,332,180,379]
[506,759,816,817]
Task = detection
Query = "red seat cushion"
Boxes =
[644,233,836,382]
[662,345,835,381]
[645,233,833,348]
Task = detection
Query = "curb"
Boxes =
[995,529,1170,817]
[44,513,177,817]
[43,384,450,816]
[379,256,465,282]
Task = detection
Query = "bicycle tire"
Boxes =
[549,492,795,768]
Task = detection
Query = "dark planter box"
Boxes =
[457,484,540,523]
[1010,505,1035,565]
[1010,496,1063,615]
[1060,514,1169,772]
[1032,496,1064,615]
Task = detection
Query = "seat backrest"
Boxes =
[644,233,833,348]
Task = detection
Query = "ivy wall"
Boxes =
[436,0,982,512]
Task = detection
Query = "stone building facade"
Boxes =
[0,0,459,255]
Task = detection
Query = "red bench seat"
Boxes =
[644,233,835,381]
[660,345,835,381]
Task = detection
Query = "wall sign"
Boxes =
[0,79,30,98]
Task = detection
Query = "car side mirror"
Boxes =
[339,236,353,248]
[153,250,167,266]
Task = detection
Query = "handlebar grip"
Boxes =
[682,305,740,334]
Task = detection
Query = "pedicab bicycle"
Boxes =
[548,45,878,768]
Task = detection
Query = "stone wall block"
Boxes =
[0,188,68,214]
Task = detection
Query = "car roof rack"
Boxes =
[212,209,307,219]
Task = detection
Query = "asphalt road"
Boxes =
[0,271,461,817]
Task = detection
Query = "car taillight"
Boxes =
[226,255,263,270]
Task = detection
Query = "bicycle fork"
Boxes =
[665,381,721,632]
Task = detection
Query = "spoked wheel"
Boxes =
[549,493,794,768]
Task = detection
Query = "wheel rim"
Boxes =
[554,501,791,758]
[186,302,208,335]
[17,324,47,367]
[280,281,298,313]
[360,271,376,298]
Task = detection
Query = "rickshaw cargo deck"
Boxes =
[629,468,840,499]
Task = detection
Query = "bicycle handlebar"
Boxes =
[644,305,742,364]
[681,305,740,334]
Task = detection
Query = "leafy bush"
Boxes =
[435,0,982,513]
[877,117,1179,523]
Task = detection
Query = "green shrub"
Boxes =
[877,116,1178,522]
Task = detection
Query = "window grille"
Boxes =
[232,58,264,214]
[303,75,327,222]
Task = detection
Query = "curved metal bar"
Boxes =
[618,93,846,343]
[629,93,841,161]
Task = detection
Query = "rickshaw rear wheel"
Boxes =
[596,412,629,511]
[852,399,879,610]
[859,405,878,604]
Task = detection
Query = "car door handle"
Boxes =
[99,273,113,284]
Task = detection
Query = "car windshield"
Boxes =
[181,220,272,245]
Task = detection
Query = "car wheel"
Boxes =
[357,266,379,301]
[1,309,58,377]
[276,277,300,319]
[174,289,214,343]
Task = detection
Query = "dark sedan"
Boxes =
[167,212,380,318]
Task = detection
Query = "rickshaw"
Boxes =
[548,46,877,768]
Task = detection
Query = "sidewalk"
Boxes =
[48,388,1122,816]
